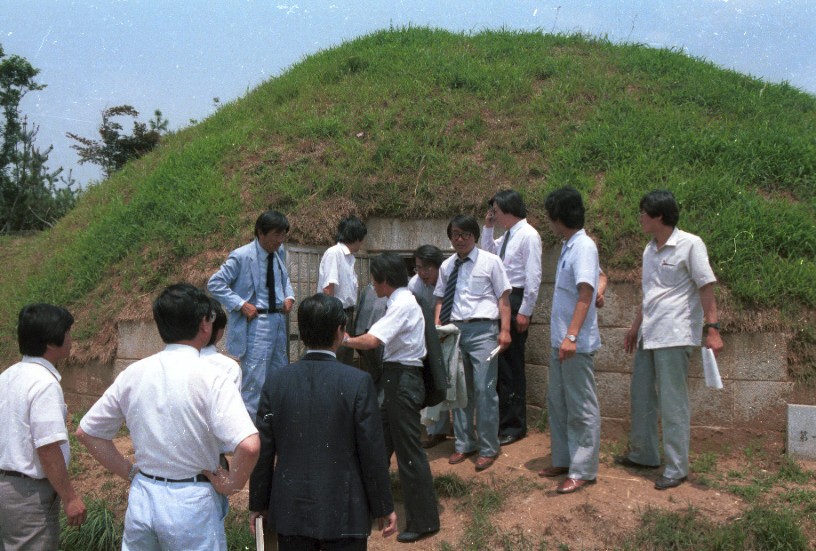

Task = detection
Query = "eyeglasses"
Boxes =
[450,231,473,241]
[414,264,435,274]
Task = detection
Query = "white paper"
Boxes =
[255,516,264,551]
[486,346,501,361]
[702,347,723,389]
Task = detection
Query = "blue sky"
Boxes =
[2,0,814,185]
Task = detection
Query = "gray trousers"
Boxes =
[628,344,692,480]
[0,474,60,551]
[547,349,601,480]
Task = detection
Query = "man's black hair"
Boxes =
[336,215,367,244]
[370,252,408,289]
[152,283,213,344]
[544,186,585,230]
[640,190,680,227]
[489,189,527,219]
[17,304,74,357]
[413,244,443,269]
[298,293,347,348]
[254,210,290,237]
[446,214,481,241]
[207,297,228,347]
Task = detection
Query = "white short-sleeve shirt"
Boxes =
[0,357,70,478]
[433,247,511,321]
[201,345,242,390]
[640,227,717,349]
[80,344,257,479]
[368,287,426,366]
[407,273,435,306]
[481,219,543,316]
[550,230,601,352]
[318,243,358,309]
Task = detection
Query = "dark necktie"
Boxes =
[440,257,468,324]
[267,252,277,309]
[499,229,511,260]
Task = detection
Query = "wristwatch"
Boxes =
[565,334,577,343]
[704,322,721,331]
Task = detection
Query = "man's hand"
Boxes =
[282,298,294,314]
[249,511,267,535]
[64,495,87,527]
[515,313,530,333]
[624,326,638,354]
[203,466,238,497]
[378,512,398,538]
[706,328,724,357]
[498,329,512,352]
[595,293,605,308]
[559,337,577,361]
[484,208,494,228]
[240,302,258,321]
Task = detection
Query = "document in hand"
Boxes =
[702,347,723,389]
[255,516,264,551]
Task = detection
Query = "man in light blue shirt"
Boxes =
[539,186,602,494]
[208,210,295,422]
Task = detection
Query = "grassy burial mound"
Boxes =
[0,28,813,369]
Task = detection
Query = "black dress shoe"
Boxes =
[499,433,525,446]
[397,529,439,543]
[614,455,660,469]
[654,475,687,490]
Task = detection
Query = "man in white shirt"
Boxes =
[434,215,512,472]
[618,190,724,490]
[538,187,602,494]
[0,304,86,550]
[481,189,542,446]
[208,210,295,422]
[318,214,367,365]
[77,283,260,551]
[200,298,241,390]
[345,253,440,544]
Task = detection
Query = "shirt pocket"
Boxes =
[470,275,493,297]
[658,255,688,287]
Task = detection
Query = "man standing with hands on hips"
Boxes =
[481,189,542,446]
[616,190,724,490]
[208,210,295,422]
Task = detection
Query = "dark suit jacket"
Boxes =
[249,352,394,540]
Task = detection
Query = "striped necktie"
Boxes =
[440,257,469,324]
[267,252,277,309]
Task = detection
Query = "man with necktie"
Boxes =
[434,214,512,472]
[208,210,295,422]
[481,189,542,446]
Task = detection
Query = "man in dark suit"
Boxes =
[249,293,397,551]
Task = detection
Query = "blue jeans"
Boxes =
[547,349,600,480]
[452,321,500,458]
[628,344,692,479]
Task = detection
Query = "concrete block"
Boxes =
[719,333,787,382]
[689,378,733,427]
[595,328,632,373]
[531,285,554,322]
[526,362,548,409]
[364,218,451,252]
[787,404,816,460]
[527,328,552,366]
[597,282,639,328]
[595,372,630,419]
[541,246,560,284]
[733,381,794,427]
[117,320,163,360]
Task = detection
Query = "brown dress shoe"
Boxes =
[474,455,498,471]
[556,477,596,494]
[448,451,476,465]
[538,466,569,478]
[422,434,447,449]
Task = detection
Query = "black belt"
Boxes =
[383,361,421,370]
[452,318,495,324]
[0,469,34,479]
[255,307,282,315]
[140,472,210,484]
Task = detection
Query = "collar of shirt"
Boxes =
[21,355,60,381]
[561,228,587,253]
[337,242,352,256]
[464,246,479,263]
[305,349,337,358]
[386,286,412,308]
[504,218,528,239]
[649,226,680,252]
[163,343,202,357]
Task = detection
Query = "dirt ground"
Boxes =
[71,423,811,550]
